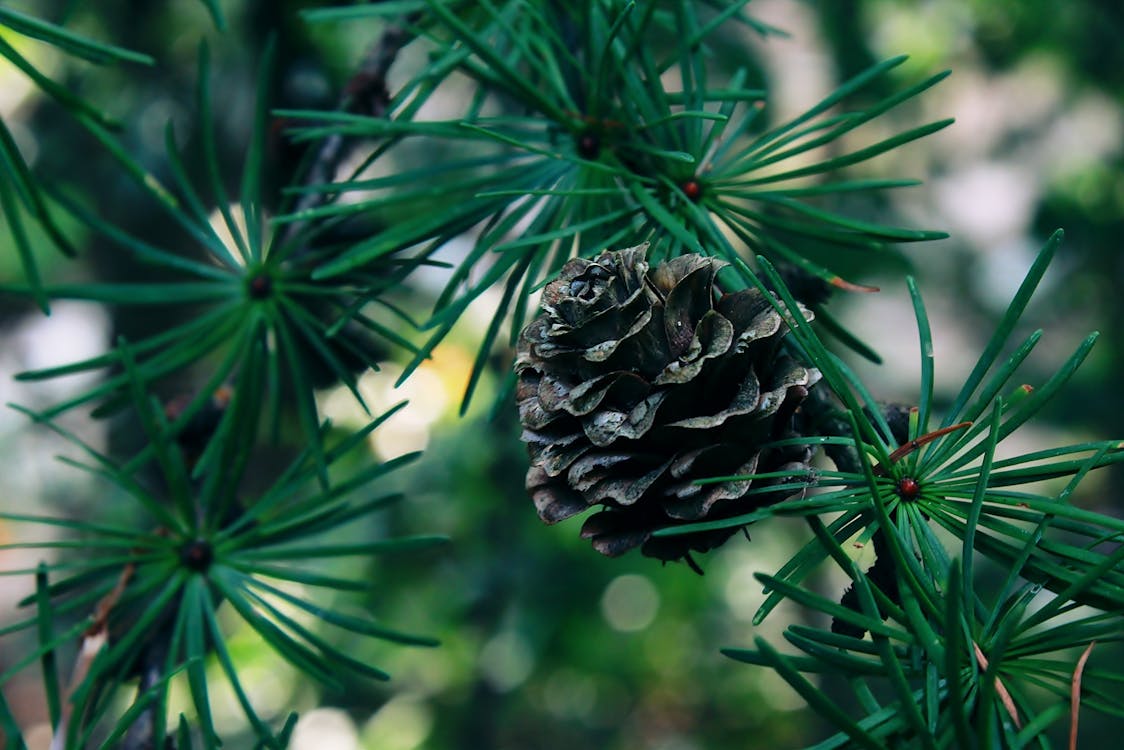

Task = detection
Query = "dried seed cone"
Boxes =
[515,244,821,565]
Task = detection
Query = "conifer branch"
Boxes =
[279,12,421,251]
[2,4,1123,748]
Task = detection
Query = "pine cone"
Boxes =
[515,244,821,566]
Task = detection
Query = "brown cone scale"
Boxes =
[515,244,821,566]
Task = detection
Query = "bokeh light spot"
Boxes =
[291,707,359,750]
[600,574,659,632]
[362,697,434,750]
[479,629,535,691]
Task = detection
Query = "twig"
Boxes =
[51,563,135,750]
[121,635,174,750]
[832,521,898,637]
[87,561,135,637]
[49,629,106,750]
[1069,641,1095,750]
[882,421,972,466]
[803,386,862,474]
[279,14,421,252]
[973,641,1021,729]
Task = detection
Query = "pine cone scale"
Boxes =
[652,310,734,385]
[582,391,668,446]
[555,371,651,417]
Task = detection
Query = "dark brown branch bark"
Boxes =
[278,14,421,252]
[121,636,173,750]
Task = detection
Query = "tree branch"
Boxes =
[279,14,421,252]
[50,563,134,750]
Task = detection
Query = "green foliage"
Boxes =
[2,40,430,483]
[3,363,441,747]
[663,234,1124,745]
[0,6,154,311]
[284,0,950,407]
[1,1,1122,748]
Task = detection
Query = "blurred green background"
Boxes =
[2,0,1123,747]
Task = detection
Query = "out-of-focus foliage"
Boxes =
[1,0,1123,748]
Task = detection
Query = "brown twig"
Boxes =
[51,562,135,750]
[278,14,421,252]
[1069,641,1096,750]
[883,420,972,467]
[973,641,1021,729]
[121,635,174,750]
[48,629,106,750]
[87,561,135,637]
